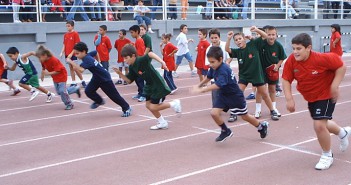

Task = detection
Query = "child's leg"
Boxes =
[19,83,31,91]
[85,79,104,104]
[56,82,73,106]
[268,84,277,107]
[211,108,233,142]
[314,119,332,153]
[164,70,176,91]
[146,99,179,130]
[256,85,274,111]
[185,52,194,72]
[100,81,130,112]
[69,63,77,83]
[241,114,259,127]
[36,86,49,94]
[197,68,204,82]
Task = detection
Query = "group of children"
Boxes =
[1,22,350,171]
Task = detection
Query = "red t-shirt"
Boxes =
[0,57,4,74]
[282,51,343,102]
[195,40,210,70]
[114,38,132,63]
[63,31,80,56]
[42,56,68,83]
[163,42,178,71]
[94,35,112,61]
[135,38,146,57]
[330,31,342,56]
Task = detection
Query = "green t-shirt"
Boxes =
[142,34,152,52]
[229,38,265,84]
[127,55,170,99]
[261,40,287,69]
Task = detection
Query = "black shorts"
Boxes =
[213,93,248,115]
[66,55,77,61]
[308,99,335,120]
[238,79,265,87]
[0,70,7,79]
[146,96,166,104]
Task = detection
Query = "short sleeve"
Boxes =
[319,53,343,71]
[106,37,112,49]
[229,48,238,58]
[282,55,295,83]
[75,32,80,43]
[214,71,228,88]
[207,68,214,79]
[277,43,287,60]
[126,68,138,82]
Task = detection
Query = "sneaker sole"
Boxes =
[217,132,233,142]
[150,126,168,130]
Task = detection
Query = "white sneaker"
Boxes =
[315,155,333,170]
[29,90,39,101]
[191,70,196,77]
[276,91,281,97]
[46,93,55,103]
[254,111,261,119]
[150,121,168,130]
[171,99,181,113]
[148,29,155,34]
[172,71,179,78]
[340,126,351,152]
[274,109,281,117]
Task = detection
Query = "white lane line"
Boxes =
[0,131,211,178]
[0,102,64,112]
[149,138,318,185]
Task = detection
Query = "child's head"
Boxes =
[35,45,53,63]
[119,29,127,39]
[206,46,223,70]
[99,25,107,35]
[73,42,89,59]
[139,24,147,36]
[198,28,207,40]
[137,0,143,5]
[291,33,312,61]
[331,24,341,34]
[161,33,172,43]
[233,33,246,48]
[209,29,221,46]
[265,26,277,45]
[121,44,137,65]
[180,24,188,34]
[66,21,75,32]
[129,25,140,38]
[6,47,19,61]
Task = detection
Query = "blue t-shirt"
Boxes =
[207,63,242,96]
[80,51,111,82]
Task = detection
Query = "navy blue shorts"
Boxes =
[213,93,248,115]
[66,55,77,61]
[308,99,335,120]
[146,96,166,104]
[1,70,7,79]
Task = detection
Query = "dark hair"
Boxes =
[129,25,140,34]
[331,24,341,34]
[162,33,172,40]
[209,28,220,38]
[291,33,312,48]
[36,45,53,57]
[74,42,89,53]
[180,24,187,31]
[198,28,208,38]
[263,25,270,30]
[100,25,107,31]
[139,24,147,30]
[233,32,245,38]
[119,29,127,35]
[206,46,223,61]
[265,25,276,31]
[6,47,19,55]
[66,20,74,27]
[121,44,137,57]
[137,0,143,2]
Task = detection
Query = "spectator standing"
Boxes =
[181,0,188,20]
[12,0,24,23]
[168,0,177,20]
[150,0,161,20]
[66,0,90,21]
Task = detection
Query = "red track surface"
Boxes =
[1,59,351,185]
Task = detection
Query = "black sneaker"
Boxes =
[70,83,77,87]
[258,121,269,139]
[228,114,237,122]
[76,88,81,98]
[81,81,87,88]
[115,80,122,85]
[123,81,128,85]
[215,129,233,142]
[271,110,279,121]
[90,100,105,109]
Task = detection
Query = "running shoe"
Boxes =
[315,155,333,170]
[215,129,233,142]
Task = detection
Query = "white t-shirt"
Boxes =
[175,32,189,56]
[205,41,230,65]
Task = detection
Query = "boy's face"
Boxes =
[266,29,277,45]
[119,31,125,39]
[292,44,311,61]
[198,31,206,40]
[140,27,146,36]
[73,50,86,60]
[130,30,139,38]
[123,55,136,65]
[210,34,220,46]
[99,28,106,35]
[7,53,18,61]
[208,57,223,70]
[234,35,246,48]
[66,24,73,32]
[38,54,49,63]
[181,26,188,34]
[138,1,143,6]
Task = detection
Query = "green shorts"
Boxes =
[20,74,40,88]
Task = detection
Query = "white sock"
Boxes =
[30,88,36,93]
[72,81,77,84]
[157,115,166,123]
[255,103,261,113]
[322,150,332,157]
[46,91,51,95]
[338,127,347,139]
[272,102,276,110]
[169,101,176,108]
[148,28,152,31]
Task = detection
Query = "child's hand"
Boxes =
[160,42,163,47]
[167,53,173,57]
[188,39,194,43]
[40,72,45,81]
[161,61,169,71]
[227,31,234,40]
[66,58,73,64]
[112,67,122,75]
[190,85,203,94]
[250,26,258,32]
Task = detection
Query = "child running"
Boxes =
[282,33,351,170]
[174,24,195,78]
[36,45,80,110]
[114,29,132,85]
[6,47,54,102]
[0,53,20,95]
[114,44,181,130]
[195,28,210,82]
[191,46,269,142]
[160,33,178,94]
[67,42,132,117]
[330,24,342,57]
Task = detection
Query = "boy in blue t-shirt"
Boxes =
[192,46,269,142]
[67,42,131,117]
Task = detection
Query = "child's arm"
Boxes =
[66,58,85,73]
[159,42,164,55]
[60,44,65,58]
[332,37,341,48]
[40,67,60,81]
[282,79,295,112]
[274,59,284,71]
[251,26,268,39]
[66,50,75,60]
[96,52,101,63]
[168,49,178,57]
[191,78,218,94]
[148,52,168,71]
[330,63,346,102]
[225,31,234,54]
[0,54,7,68]
[112,67,132,84]
[21,51,36,63]
[94,34,102,46]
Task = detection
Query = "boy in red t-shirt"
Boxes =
[114,29,132,85]
[282,33,351,170]
[60,21,86,88]
[330,24,343,57]
[37,45,80,110]
[0,53,20,95]
[94,25,112,71]
[195,28,210,82]
[129,25,146,102]
[160,33,178,94]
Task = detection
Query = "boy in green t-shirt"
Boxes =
[113,44,181,130]
[225,26,279,121]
